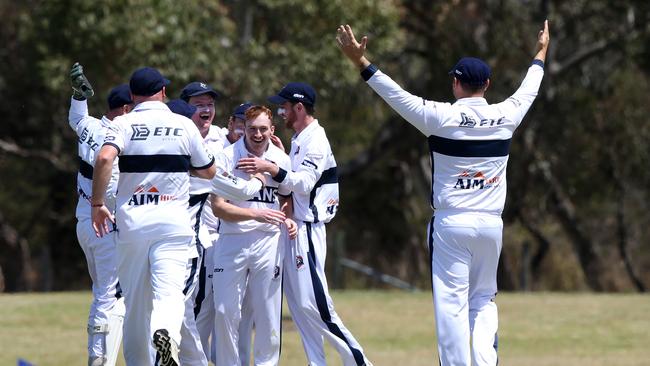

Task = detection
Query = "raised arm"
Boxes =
[68,62,99,135]
[534,20,550,63]
[336,24,442,136]
[497,20,551,125]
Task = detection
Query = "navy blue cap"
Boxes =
[232,102,253,120]
[107,84,132,110]
[268,82,316,106]
[448,57,491,87]
[167,99,197,119]
[180,81,219,102]
[129,67,170,96]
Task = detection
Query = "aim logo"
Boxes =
[128,185,176,205]
[453,170,500,190]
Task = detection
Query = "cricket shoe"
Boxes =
[152,329,179,366]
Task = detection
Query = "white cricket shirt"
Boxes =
[215,137,291,234]
[103,101,214,241]
[365,61,545,215]
[273,120,339,223]
[68,98,119,220]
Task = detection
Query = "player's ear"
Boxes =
[484,79,491,92]
[270,125,275,134]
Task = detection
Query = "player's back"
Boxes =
[365,62,544,215]
[106,101,211,241]
[428,98,519,214]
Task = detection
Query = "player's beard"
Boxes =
[284,109,296,130]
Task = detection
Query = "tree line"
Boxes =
[1,0,648,292]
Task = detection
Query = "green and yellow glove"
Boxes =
[70,62,95,100]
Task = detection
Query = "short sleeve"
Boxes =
[102,118,126,154]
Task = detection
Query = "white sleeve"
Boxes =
[277,146,325,194]
[186,120,215,169]
[211,171,262,201]
[210,150,261,201]
[365,67,444,136]
[102,118,125,154]
[496,61,545,127]
[68,97,99,137]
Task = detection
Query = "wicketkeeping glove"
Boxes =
[70,62,95,100]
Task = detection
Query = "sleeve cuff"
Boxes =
[532,59,544,68]
[273,167,288,183]
[102,142,121,155]
[191,156,215,170]
[361,64,379,81]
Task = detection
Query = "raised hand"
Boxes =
[535,20,550,62]
[70,62,95,100]
[336,24,371,69]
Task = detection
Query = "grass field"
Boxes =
[1,291,649,365]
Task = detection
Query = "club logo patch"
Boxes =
[273,265,281,280]
[296,255,304,269]
[131,124,150,140]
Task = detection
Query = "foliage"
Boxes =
[0,0,649,292]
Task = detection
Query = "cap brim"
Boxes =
[267,95,289,105]
[233,113,246,120]
[188,90,219,100]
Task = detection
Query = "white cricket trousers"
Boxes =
[284,221,371,366]
[194,233,255,365]
[76,219,123,364]
[117,234,192,366]
[213,229,283,366]
[429,212,502,366]
[180,247,208,366]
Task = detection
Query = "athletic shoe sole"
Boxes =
[152,329,178,366]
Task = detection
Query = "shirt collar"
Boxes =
[132,100,169,112]
[236,136,270,157]
[292,119,320,145]
[453,97,488,106]
[101,116,112,127]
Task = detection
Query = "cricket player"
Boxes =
[211,105,297,366]
[237,84,372,366]
[91,67,216,366]
[336,22,550,366]
[180,82,259,365]
[68,62,130,366]
[168,97,264,365]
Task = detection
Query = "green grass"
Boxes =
[1,291,649,365]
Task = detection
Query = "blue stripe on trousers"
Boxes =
[183,257,199,296]
[305,222,366,366]
[193,250,207,318]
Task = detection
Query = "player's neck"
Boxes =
[293,115,315,135]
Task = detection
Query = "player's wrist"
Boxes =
[273,167,288,183]
[91,202,104,208]
[72,90,86,101]
[358,56,371,70]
